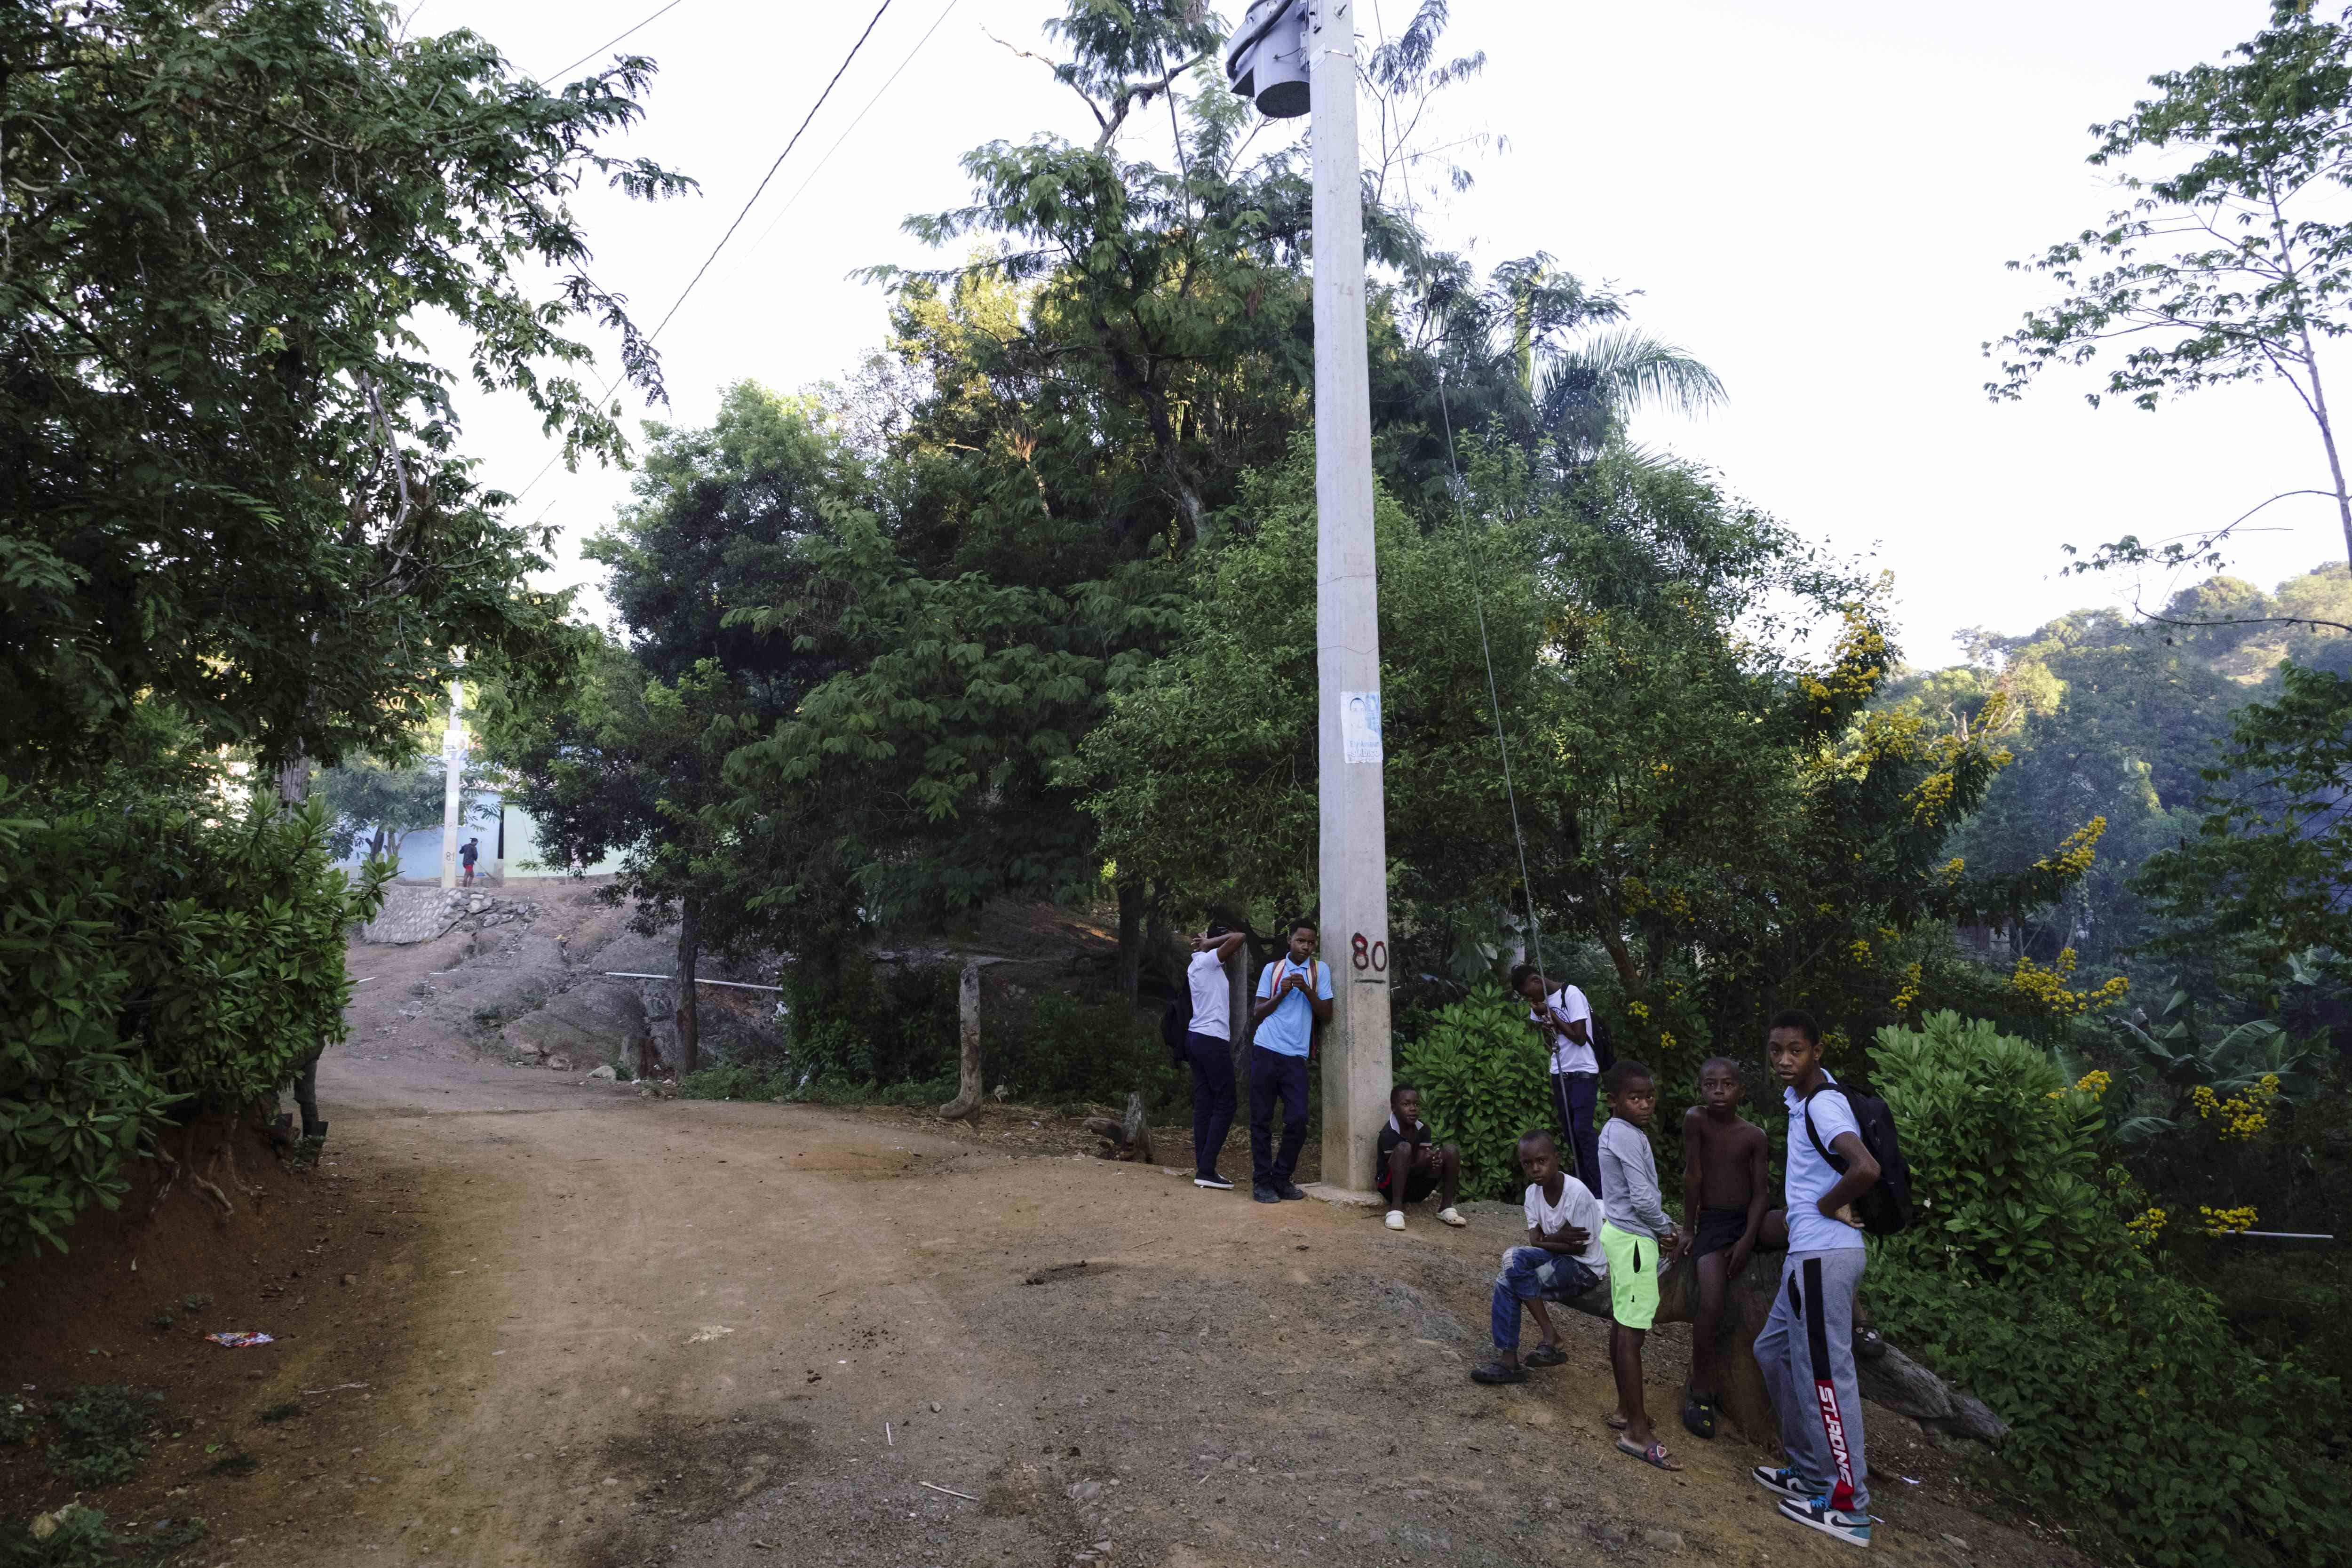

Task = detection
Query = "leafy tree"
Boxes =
[1990,2,2352,572]
[2,0,690,782]
[2137,662,2352,985]
[485,640,770,1073]
[1075,440,2074,1069]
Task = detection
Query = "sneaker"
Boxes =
[1385,1210,1407,1231]
[1276,1181,1307,1201]
[1777,1494,1870,1548]
[1253,1185,1282,1204]
[1468,1361,1527,1385]
[1751,1465,1812,1503]
[1194,1173,1234,1190]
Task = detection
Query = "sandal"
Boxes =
[1606,1411,1630,1431]
[1616,1437,1684,1471]
[1524,1345,1568,1368]
[1681,1391,1716,1441]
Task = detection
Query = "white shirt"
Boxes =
[1524,1176,1608,1274]
[1186,951,1232,1042]
[1530,985,1596,1075]
[1783,1071,1868,1254]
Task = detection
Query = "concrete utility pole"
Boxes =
[1304,0,1391,1196]
[1228,0,1391,1194]
[438,650,465,890]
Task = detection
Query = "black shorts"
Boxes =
[1377,1165,1440,1205]
[1692,1208,1748,1260]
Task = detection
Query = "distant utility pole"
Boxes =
[1228,0,1391,1196]
[439,650,466,890]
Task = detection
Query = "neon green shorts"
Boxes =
[1600,1222,1661,1330]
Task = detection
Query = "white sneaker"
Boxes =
[1437,1206,1467,1228]
[1384,1210,1406,1231]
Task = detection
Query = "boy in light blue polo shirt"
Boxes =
[1246,921,1332,1203]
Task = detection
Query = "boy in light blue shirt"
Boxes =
[1246,921,1331,1203]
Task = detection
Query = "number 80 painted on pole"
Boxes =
[1351,933,1387,974]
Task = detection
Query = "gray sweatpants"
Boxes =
[1753,1248,1869,1512]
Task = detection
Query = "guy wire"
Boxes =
[1436,369,1546,985]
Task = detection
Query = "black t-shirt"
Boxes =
[1377,1119,1430,1174]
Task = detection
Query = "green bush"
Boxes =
[44,1385,161,1487]
[1874,1011,2114,1275]
[0,1504,118,1568]
[1869,1011,2347,1567]
[992,991,1180,1112]
[1871,1261,2346,1568]
[1396,981,1551,1200]
[0,784,383,1258]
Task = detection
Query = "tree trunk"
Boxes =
[939,958,984,1120]
[675,896,701,1077]
[367,824,389,861]
[277,742,308,806]
[2296,321,2352,569]
[1116,880,1146,1003]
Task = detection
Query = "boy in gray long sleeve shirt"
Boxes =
[1598,1116,1676,1239]
[1597,1061,1685,1471]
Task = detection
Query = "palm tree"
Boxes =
[1536,328,1724,464]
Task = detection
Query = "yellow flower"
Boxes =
[2198,1205,2257,1237]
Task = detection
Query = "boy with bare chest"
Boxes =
[1679,1057,1768,1440]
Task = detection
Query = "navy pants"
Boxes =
[1184,1031,1238,1179]
[1248,1046,1310,1186]
[1552,1072,1602,1196]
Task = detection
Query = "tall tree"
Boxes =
[1990,2,2352,572]
[1,0,690,783]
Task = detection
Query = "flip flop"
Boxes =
[1606,1412,1630,1431]
[1617,1437,1684,1471]
[1681,1391,1716,1441]
[1524,1345,1568,1368]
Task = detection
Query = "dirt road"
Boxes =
[218,892,2076,1568]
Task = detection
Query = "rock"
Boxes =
[341,1274,357,1287]
[545,1055,572,1072]
[1942,1535,1969,1550]
[930,1401,941,1413]
[1067,1480,1102,1502]
[1639,1529,1684,1552]
[587,1065,618,1082]
[1860,1340,2009,1443]
[1581,1522,1627,1550]
[501,979,647,1065]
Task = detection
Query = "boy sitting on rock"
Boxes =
[1470,1130,1606,1385]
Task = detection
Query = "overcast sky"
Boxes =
[407,0,2340,669]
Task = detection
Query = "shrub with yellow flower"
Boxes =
[2198,1205,2258,1236]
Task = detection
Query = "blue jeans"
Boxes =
[1184,1031,1237,1178]
[1247,1046,1309,1186]
[1551,1072,1601,1197]
[1490,1246,1602,1351]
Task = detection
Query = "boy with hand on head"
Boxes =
[1597,1059,1683,1471]
[1511,963,1603,1196]
[1751,1009,1879,1550]
[1181,924,1248,1190]
[1680,1057,1769,1440]
[1247,922,1332,1204]
[1470,1130,1606,1385]
[1376,1084,1468,1232]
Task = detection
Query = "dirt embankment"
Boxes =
[3,885,2089,1568]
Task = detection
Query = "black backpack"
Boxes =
[1160,983,1193,1067]
[1590,1012,1618,1074]
[1801,1082,1914,1236]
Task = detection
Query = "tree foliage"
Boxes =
[1,0,689,778]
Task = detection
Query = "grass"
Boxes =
[44,1385,162,1487]
[676,1064,958,1107]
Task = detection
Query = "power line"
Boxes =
[513,0,900,506]
[644,0,897,346]
[537,0,692,84]
[737,0,964,263]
